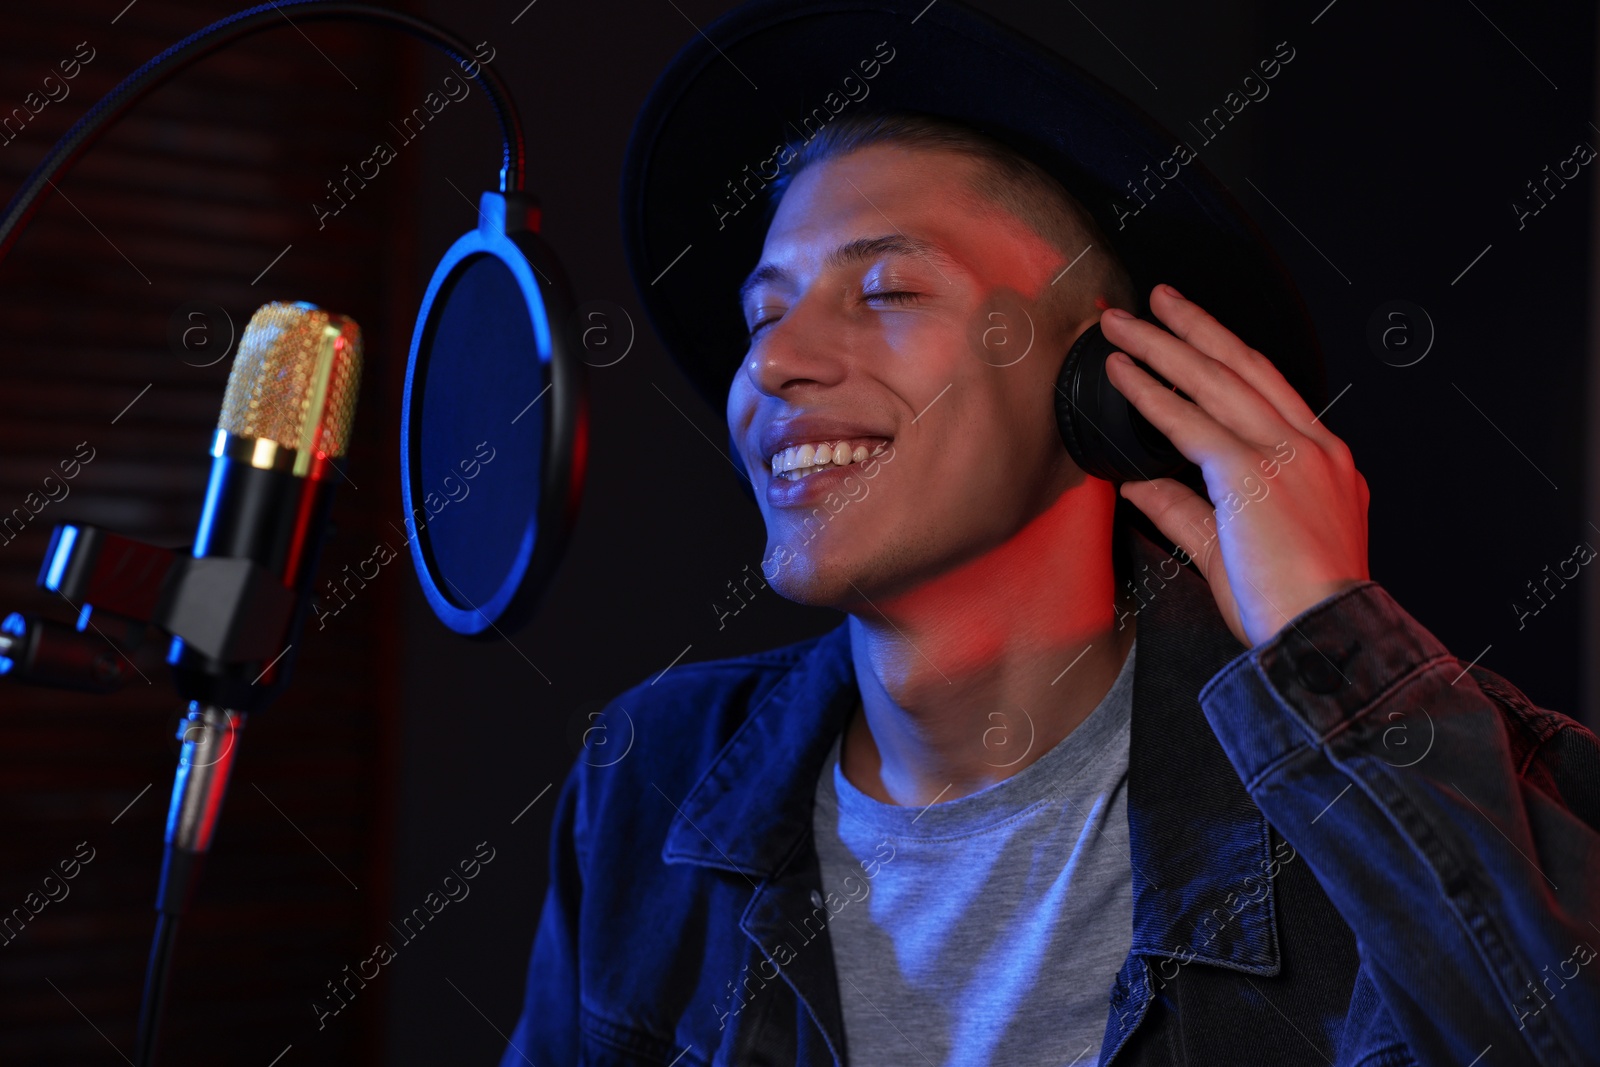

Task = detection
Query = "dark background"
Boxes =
[0,0,1594,1062]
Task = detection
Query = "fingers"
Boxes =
[1150,285,1320,427]
[1108,285,1324,444]
[1104,349,1259,474]
[1104,316,1289,450]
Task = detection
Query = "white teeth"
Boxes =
[769,438,890,481]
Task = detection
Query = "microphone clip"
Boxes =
[35,522,296,664]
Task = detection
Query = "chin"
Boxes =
[760,548,842,608]
[763,531,935,613]
[760,532,886,609]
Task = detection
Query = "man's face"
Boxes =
[727,143,1098,610]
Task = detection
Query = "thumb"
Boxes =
[1118,478,1223,581]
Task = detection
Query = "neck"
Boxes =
[842,479,1135,806]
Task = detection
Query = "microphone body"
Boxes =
[167,445,337,711]
[166,300,362,712]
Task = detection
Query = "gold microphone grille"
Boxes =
[219,302,363,460]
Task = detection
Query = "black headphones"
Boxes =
[725,312,1191,500]
[1054,315,1191,484]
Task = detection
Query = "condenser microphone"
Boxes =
[166,300,363,711]
[154,296,362,912]
[133,301,363,1067]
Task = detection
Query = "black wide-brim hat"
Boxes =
[621,0,1328,426]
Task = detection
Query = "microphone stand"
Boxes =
[135,704,245,1064]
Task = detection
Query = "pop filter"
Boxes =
[400,190,587,637]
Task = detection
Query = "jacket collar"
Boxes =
[662,527,1280,976]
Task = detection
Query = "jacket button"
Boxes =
[809,890,825,908]
[1295,648,1350,694]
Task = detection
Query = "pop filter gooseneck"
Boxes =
[0,3,587,1062]
[0,0,526,252]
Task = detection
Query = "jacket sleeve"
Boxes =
[501,757,587,1067]
[1197,580,1600,1067]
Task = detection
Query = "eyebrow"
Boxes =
[737,234,960,306]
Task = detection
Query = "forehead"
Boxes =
[740,143,1055,301]
[766,143,981,246]
[794,140,977,198]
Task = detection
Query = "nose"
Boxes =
[743,294,850,399]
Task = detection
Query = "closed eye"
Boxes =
[865,290,919,306]
[746,291,922,339]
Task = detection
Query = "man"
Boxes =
[503,3,1600,1064]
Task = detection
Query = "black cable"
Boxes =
[0,0,527,265]
[133,911,181,1066]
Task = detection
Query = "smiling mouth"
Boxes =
[770,438,891,481]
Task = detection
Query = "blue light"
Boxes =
[43,525,79,591]
[0,613,25,677]
[194,456,229,556]
[164,702,203,843]
[165,752,189,840]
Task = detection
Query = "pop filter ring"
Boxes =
[400,192,587,637]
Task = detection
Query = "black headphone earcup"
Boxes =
[1055,320,1189,483]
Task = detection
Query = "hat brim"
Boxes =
[621,0,1327,421]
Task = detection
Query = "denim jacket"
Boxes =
[502,529,1600,1066]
